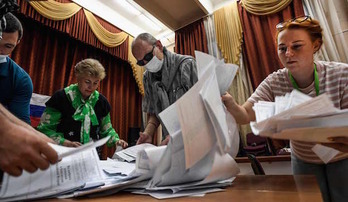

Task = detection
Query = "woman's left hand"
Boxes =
[116,139,128,148]
[322,137,348,153]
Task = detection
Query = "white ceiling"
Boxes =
[72,0,234,47]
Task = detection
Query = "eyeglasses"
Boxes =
[136,46,155,66]
[276,16,312,30]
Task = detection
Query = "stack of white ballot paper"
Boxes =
[129,51,241,199]
[0,51,241,200]
[0,137,111,201]
[251,90,348,143]
[75,51,241,199]
[112,143,156,162]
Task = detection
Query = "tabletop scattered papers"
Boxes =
[145,51,240,198]
[112,143,156,162]
[0,52,242,201]
[100,158,136,176]
[0,137,107,202]
[56,136,110,159]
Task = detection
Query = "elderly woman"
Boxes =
[222,16,348,202]
[38,58,127,156]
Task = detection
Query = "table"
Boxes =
[47,175,322,202]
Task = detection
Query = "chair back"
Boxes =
[247,154,265,175]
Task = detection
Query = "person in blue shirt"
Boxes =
[0,1,57,177]
[0,13,32,124]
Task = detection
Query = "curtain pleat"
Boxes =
[214,1,243,65]
[175,19,208,56]
[18,0,146,94]
[11,14,142,159]
[83,9,128,48]
[240,0,293,15]
[18,0,129,61]
[28,0,81,20]
[28,0,129,48]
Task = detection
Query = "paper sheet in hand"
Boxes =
[251,92,348,143]
[195,50,219,79]
[200,71,230,154]
[0,144,102,201]
[276,111,348,132]
[57,136,110,159]
[196,73,241,157]
[251,93,338,134]
[175,66,216,169]
[262,126,348,143]
[195,51,238,95]
[159,102,181,135]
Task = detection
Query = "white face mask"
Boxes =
[145,55,163,73]
[0,55,7,63]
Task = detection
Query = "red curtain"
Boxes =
[11,14,142,159]
[238,0,305,89]
[17,0,129,61]
[175,19,208,56]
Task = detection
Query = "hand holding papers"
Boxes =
[159,52,239,169]
[195,51,238,95]
[0,136,110,201]
[175,65,216,169]
[251,90,348,143]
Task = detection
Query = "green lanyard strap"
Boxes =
[289,64,319,96]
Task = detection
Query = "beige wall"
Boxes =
[166,43,175,53]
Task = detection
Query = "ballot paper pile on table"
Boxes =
[0,51,241,200]
[0,137,155,201]
[70,51,241,199]
[251,90,348,143]
[0,137,111,202]
[112,143,156,162]
[127,51,240,199]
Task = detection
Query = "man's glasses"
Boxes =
[276,16,312,30]
[136,46,155,66]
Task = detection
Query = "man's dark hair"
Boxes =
[3,12,22,40]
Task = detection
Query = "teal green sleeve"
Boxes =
[99,113,120,147]
[37,107,65,145]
